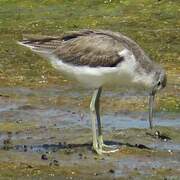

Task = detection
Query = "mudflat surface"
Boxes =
[0,87,179,179]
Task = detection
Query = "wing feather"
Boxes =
[18,30,131,67]
[54,32,125,67]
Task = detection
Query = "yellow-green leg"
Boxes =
[90,87,119,154]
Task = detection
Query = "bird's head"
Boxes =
[151,68,167,95]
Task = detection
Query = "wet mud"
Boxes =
[0,87,179,179]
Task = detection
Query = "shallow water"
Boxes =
[0,86,179,179]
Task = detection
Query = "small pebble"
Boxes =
[7,131,12,135]
[78,153,83,159]
[27,165,33,168]
[67,144,73,148]
[109,169,115,173]
[41,154,48,160]
[3,139,11,145]
[53,159,59,166]
[23,145,27,152]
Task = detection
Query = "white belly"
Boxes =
[48,55,135,88]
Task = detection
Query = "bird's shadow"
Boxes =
[13,140,151,153]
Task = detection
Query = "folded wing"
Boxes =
[18,30,129,67]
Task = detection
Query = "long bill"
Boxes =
[148,93,155,129]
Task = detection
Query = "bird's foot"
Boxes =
[98,135,119,149]
[94,135,120,154]
[95,148,119,155]
[102,143,119,149]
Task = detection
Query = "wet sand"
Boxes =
[0,87,179,179]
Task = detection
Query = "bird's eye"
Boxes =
[157,81,161,86]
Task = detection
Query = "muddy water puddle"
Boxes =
[0,87,179,179]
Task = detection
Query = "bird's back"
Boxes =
[18,29,158,88]
[18,29,153,69]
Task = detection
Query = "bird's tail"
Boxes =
[17,34,62,54]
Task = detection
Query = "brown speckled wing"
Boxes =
[54,32,125,67]
[20,31,124,67]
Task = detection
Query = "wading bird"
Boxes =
[18,29,166,154]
